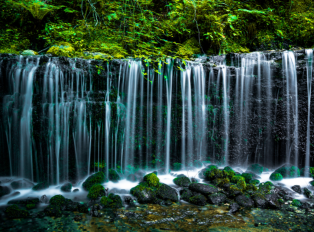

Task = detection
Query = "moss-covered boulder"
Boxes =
[60,182,72,192]
[247,163,264,174]
[5,205,29,219]
[82,171,108,191]
[77,203,88,213]
[32,182,49,191]
[0,185,11,197]
[156,183,178,202]
[231,175,245,184]
[143,173,159,187]
[270,172,283,181]
[303,187,313,199]
[235,195,254,208]
[130,182,158,203]
[189,194,207,206]
[46,42,75,57]
[273,165,300,178]
[173,175,191,187]
[49,195,66,207]
[223,166,234,172]
[100,193,123,208]
[292,199,302,207]
[44,205,62,217]
[204,168,235,185]
[26,204,36,210]
[241,173,254,183]
[180,188,194,202]
[8,197,39,205]
[87,184,106,200]
[189,183,218,195]
[109,169,121,182]
[208,193,227,205]
[21,50,38,56]
[250,179,260,185]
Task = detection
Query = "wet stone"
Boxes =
[291,185,302,194]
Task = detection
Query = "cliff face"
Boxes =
[0,50,313,183]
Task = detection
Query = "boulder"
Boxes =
[130,182,157,203]
[32,182,49,191]
[82,171,108,191]
[253,195,267,208]
[273,164,300,178]
[303,187,313,199]
[10,179,34,190]
[87,184,106,200]
[60,182,72,192]
[49,195,66,207]
[180,188,194,202]
[208,193,226,205]
[291,185,302,194]
[156,183,178,202]
[235,195,254,208]
[189,183,218,195]
[229,203,240,213]
[44,205,62,217]
[21,50,38,56]
[173,175,191,187]
[73,189,79,192]
[247,163,263,174]
[143,173,160,187]
[0,186,11,197]
[101,193,123,208]
[241,173,253,183]
[270,172,283,181]
[109,169,121,182]
[40,195,49,204]
[5,205,29,219]
[265,193,281,209]
[189,194,207,206]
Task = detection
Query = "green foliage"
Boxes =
[87,184,105,200]
[249,179,260,185]
[143,173,160,187]
[241,173,254,183]
[292,199,302,207]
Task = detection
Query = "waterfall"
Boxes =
[305,49,313,174]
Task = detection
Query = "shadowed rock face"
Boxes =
[0,50,313,184]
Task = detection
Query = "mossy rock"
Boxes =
[32,182,49,191]
[237,179,247,190]
[270,172,283,181]
[60,183,72,192]
[82,171,108,191]
[241,173,254,183]
[173,175,191,187]
[87,184,106,200]
[5,205,29,219]
[26,204,36,210]
[208,193,227,205]
[46,42,75,57]
[21,50,38,56]
[231,175,245,184]
[100,193,123,208]
[130,182,158,203]
[189,194,207,206]
[77,203,88,213]
[259,182,273,193]
[292,199,302,207]
[300,167,314,177]
[44,205,62,217]
[143,173,159,187]
[273,165,300,178]
[49,195,66,207]
[249,179,260,185]
[109,169,121,182]
[8,197,39,205]
[213,177,230,187]
[156,183,178,202]
[310,180,314,186]
[223,166,234,172]
[247,163,263,174]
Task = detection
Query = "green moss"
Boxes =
[100,193,123,208]
[249,179,260,185]
[270,172,283,181]
[213,177,230,187]
[231,175,245,184]
[5,205,29,219]
[26,204,36,210]
[46,42,75,57]
[173,176,191,187]
[241,173,254,183]
[300,167,314,177]
[109,169,121,182]
[32,182,49,191]
[87,184,105,200]
[246,183,257,191]
[82,171,108,191]
[237,179,247,190]
[143,173,160,187]
[292,199,302,207]
[49,195,66,207]
[278,198,284,204]
[176,38,201,59]
[247,164,263,174]
[223,166,234,172]
[274,165,300,178]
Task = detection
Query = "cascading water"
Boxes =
[0,50,312,183]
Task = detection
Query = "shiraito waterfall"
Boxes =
[1,50,314,231]
[0,50,314,183]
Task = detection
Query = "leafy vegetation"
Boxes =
[1,0,314,59]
